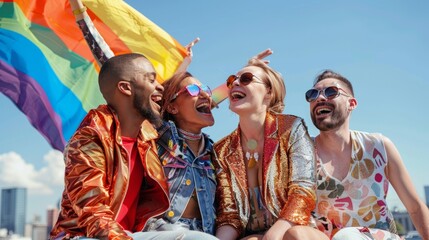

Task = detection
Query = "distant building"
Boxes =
[425,185,429,207]
[21,215,48,240]
[0,188,27,236]
[31,223,47,240]
[46,208,59,236]
[392,209,416,233]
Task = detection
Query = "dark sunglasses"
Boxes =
[170,83,212,102]
[305,86,350,102]
[226,72,265,89]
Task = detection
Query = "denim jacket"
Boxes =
[156,121,216,234]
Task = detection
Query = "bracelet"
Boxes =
[72,6,87,16]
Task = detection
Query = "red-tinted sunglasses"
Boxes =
[226,72,265,89]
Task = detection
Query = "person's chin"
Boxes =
[204,117,215,127]
[229,104,249,115]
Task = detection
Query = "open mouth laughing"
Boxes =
[230,90,246,101]
[313,103,334,117]
[151,93,163,111]
[196,101,212,114]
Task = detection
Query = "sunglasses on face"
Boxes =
[170,83,212,102]
[226,72,265,89]
[305,86,350,102]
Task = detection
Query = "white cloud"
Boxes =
[0,151,64,195]
[38,150,65,187]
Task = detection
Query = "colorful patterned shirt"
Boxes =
[314,130,397,238]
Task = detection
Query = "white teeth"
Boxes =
[231,91,245,99]
[197,102,209,108]
[316,108,331,115]
[152,95,162,102]
[196,101,211,114]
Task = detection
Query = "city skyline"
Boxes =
[0,187,27,236]
[0,187,57,240]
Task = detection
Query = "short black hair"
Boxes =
[98,53,150,102]
[99,53,148,84]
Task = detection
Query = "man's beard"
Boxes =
[133,94,162,127]
[311,103,347,131]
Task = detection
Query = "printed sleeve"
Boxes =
[77,15,114,66]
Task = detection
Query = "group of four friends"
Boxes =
[49,1,429,239]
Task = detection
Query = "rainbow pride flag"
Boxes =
[0,0,187,151]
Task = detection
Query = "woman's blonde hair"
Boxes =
[247,58,286,113]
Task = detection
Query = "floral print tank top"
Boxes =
[314,131,397,238]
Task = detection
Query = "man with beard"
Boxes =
[51,53,214,240]
[307,70,429,240]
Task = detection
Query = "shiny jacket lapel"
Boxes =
[223,128,248,192]
[262,112,279,187]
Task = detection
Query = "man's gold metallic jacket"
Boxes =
[50,105,169,240]
[214,112,316,236]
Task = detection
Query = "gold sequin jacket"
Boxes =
[50,105,169,240]
[214,112,316,236]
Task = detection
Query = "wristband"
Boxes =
[72,6,87,15]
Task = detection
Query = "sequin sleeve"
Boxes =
[279,118,316,225]
[214,137,245,236]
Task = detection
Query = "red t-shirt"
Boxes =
[116,136,144,231]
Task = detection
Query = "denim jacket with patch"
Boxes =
[156,121,216,234]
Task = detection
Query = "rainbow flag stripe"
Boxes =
[0,0,187,151]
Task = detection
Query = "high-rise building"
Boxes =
[425,185,429,207]
[46,207,59,236]
[0,187,27,236]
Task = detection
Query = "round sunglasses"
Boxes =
[170,83,212,102]
[226,72,265,89]
[305,86,350,102]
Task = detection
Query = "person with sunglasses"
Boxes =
[214,57,328,240]
[147,71,217,236]
[307,70,429,240]
[55,1,219,239]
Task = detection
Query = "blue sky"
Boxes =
[1,0,428,223]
